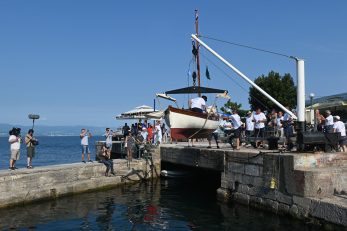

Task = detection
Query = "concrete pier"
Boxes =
[161,143,347,227]
[0,147,160,209]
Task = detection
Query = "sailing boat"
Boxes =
[155,11,302,141]
[157,10,228,140]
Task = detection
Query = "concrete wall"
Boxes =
[0,180,162,229]
[0,146,161,209]
[161,146,224,171]
[217,151,347,226]
[160,145,347,226]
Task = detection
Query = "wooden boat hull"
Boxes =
[164,106,219,139]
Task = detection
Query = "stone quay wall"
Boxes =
[160,145,347,227]
[161,146,224,171]
[217,151,347,226]
[0,146,161,209]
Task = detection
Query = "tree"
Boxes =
[248,71,296,111]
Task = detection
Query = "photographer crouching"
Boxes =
[25,129,39,169]
[8,127,21,170]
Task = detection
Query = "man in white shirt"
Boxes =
[253,108,267,148]
[189,95,207,113]
[333,116,346,152]
[323,110,334,133]
[207,123,221,149]
[230,109,242,150]
[245,111,254,145]
[8,127,21,170]
[80,128,92,163]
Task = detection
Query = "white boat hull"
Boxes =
[165,106,219,139]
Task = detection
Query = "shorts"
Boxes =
[11,149,20,160]
[284,125,293,138]
[27,146,35,158]
[224,129,232,136]
[245,130,254,137]
[105,143,112,150]
[81,145,90,154]
[233,127,241,138]
[191,107,203,113]
[207,132,218,141]
[324,125,334,133]
[339,136,347,146]
[254,128,265,138]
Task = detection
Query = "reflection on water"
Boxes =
[0,173,340,230]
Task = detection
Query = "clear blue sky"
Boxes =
[1,1,346,127]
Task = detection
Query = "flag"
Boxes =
[205,66,210,80]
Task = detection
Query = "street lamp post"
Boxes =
[309,93,315,131]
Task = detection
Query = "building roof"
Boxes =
[306,92,347,109]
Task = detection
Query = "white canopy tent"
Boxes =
[115,105,157,120]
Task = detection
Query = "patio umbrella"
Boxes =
[115,105,157,120]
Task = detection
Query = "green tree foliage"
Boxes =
[248,71,296,111]
[220,100,248,117]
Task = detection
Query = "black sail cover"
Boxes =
[165,86,226,94]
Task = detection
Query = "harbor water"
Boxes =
[0,173,330,230]
[0,137,337,230]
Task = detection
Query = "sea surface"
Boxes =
[0,136,102,170]
[0,136,339,230]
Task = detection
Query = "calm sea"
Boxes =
[0,136,102,170]
[0,137,339,230]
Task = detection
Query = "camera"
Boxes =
[9,127,21,136]
[31,138,39,146]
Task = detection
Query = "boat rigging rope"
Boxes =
[200,50,270,111]
[199,35,294,59]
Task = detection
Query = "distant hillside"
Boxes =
[0,124,111,137]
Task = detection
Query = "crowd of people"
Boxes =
[121,121,169,161]
[86,121,169,176]
[210,107,346,152]
[189,95,346,152]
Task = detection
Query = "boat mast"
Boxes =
[195,9,201,97]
